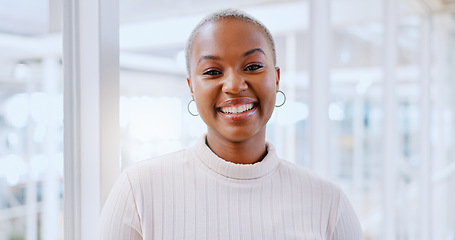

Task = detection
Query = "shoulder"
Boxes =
[121,148,192,187]
[279,160,343,196]
[279,161,362,238]
[278,160,348,220]
[109,148,195,210]
[125,148,188,172]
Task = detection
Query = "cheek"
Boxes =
[193,81,208,99]
[193,82,217,111]
[260,77,278,102]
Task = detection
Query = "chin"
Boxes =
[221,127,264,143]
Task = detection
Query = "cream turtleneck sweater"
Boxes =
[100,135,362,239]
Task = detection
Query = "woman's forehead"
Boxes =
[191,19,272,56]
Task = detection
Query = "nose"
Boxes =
[221,71,248,94]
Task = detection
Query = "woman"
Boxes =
[100,9,363,239]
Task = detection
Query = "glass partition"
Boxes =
[0,2,64,239]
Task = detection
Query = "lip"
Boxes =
[216,97,258,122]
[216,97,256,108]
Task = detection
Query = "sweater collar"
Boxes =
[191,135,280,180]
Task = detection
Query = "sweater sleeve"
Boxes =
[330,190,363,240]
[99,170,143,240]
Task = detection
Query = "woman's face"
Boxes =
[187,18,280,144]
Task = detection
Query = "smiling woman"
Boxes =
[186,16,280,164]
[100,9,362,239]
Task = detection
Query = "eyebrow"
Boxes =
[197,48,266,65]
[198,55,220,64]
[243,48,266,58]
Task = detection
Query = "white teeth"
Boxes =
[221,103,254,114]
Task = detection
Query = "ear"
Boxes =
[275,67,281,91]
[187,77,195,100]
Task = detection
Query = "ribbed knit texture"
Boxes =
[100,135,363,239]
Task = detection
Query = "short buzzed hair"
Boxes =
[185,8,277,76]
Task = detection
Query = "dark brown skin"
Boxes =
[187,18,280,164]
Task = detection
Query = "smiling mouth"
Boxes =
[216,98,258,122]
[220,103,255,114]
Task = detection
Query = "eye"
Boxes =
[244,64,263,71]
[202,69,222,76]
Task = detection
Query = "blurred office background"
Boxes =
[1,0,454,239]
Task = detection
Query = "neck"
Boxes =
[206,130,267,165]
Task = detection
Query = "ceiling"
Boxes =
[1,0,455,36]
[0,0,454,80]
